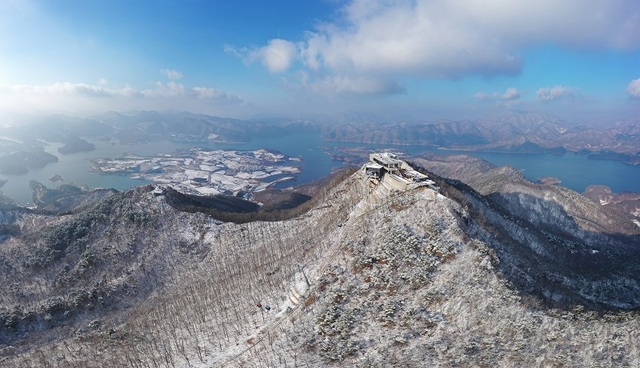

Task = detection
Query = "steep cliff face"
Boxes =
[1,161,640,367]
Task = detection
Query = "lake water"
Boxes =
[460,150,640,194]
[1,133,639,205]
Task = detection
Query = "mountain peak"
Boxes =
[1,154,640,366]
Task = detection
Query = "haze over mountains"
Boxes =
[97,110,640,166]
[1,110,639,179]
[321,111,640,164]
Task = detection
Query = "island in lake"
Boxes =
[57,136,96,155]
[91,148,301,198]
[0,150,58,175]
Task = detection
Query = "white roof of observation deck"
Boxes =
[370,152,402,167]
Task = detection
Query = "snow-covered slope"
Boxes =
[1,165,640,367]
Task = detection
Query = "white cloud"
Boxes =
[303,0,525,78]
[251,0,640,94]
[475,87,521,106]
[474,92,497,101]
[191,87,243,103]
[6,82,126,97]
[223,44,243,58]
[307,75,405,95]
[142,81,186,97]
[139,82,243,103]
[627,78,640,98]
[537,85,574,101]
[249,39,297,73]
[161,69,183,80]
[0,81,243,113]
[501,87,520,101]
[191,87,222,99]
[2,81,242,103]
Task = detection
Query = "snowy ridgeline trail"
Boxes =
[183,170,449,367]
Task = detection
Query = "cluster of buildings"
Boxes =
[364,152,437,191]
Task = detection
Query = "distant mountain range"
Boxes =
[318,111,640,164]
[1,110,639,170]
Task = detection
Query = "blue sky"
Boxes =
[1,0,640,121]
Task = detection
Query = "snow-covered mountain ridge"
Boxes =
[1,157,639,367]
